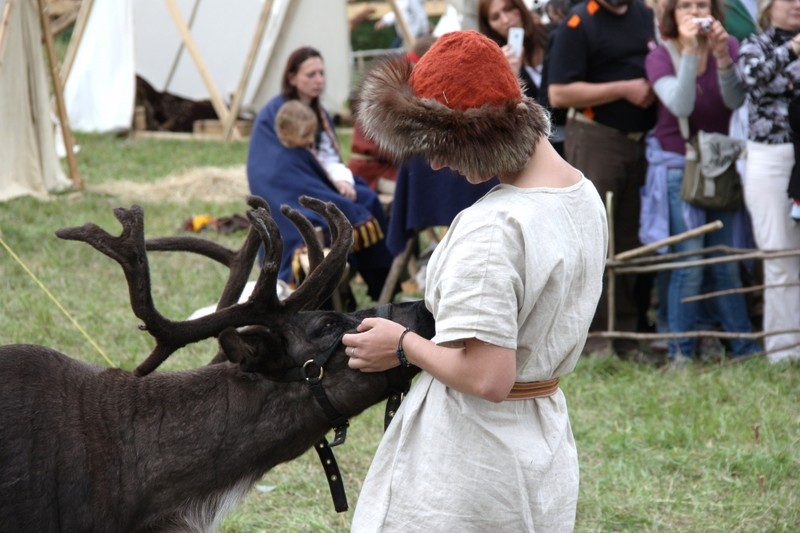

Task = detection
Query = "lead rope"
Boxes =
[0,234,117,368]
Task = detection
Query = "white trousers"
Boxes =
[744,141,800,362]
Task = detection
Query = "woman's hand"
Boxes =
[501,44,522,74]
[677,13,701,54]
[706,19,733,69]
[335,181,357,200]
[342,318,407,372]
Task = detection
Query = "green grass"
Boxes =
[1,133,798,532]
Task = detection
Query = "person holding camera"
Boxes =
[642,0,761,363]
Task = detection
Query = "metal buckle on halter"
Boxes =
[302,359,324,383]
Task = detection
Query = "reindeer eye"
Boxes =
[308,317,338,338]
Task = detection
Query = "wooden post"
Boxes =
[59,0,94,84]
[605,191,615,334]
[164,0,234,137]
[223,0,273,141]
[614,220,723,262]
[387,0,414,51]
[37,0,83,189]
[378,235,416,305]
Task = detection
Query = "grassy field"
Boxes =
[0,133,798,532]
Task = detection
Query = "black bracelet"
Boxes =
[396,328,412,368]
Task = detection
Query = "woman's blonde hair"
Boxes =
[758,0,776,30]
[275,100,318,148]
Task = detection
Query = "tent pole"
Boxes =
[37,0,83,189]
[387,0,414,51]
[223,0,273,141]
[164,0,234,137]
[163,0,201,91]
[0,0,13,66]
[248,0,291,108]
[59,0,94,84]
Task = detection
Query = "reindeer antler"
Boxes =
[56,195,353,376]
[281,196,354,312]
[144,196,268,309]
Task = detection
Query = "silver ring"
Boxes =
[351,347,357,358]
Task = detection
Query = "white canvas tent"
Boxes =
[64,0,353,136]
[0,0,74,202]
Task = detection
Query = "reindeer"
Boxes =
[0,196,433,532]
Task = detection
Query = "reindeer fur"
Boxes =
[0,303,432,532]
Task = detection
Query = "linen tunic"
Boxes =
[351,178,608,532]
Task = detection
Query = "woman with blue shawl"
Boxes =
[247,47,393,302]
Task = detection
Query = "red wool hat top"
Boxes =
[409,30,522,110]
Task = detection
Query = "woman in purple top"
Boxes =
[644,0,760,363]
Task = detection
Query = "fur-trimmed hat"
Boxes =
[356,30,550,179]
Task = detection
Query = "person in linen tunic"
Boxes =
[344,30,608,532]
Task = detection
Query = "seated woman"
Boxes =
[247,47,393,302]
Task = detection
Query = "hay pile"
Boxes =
[88,166,249,204]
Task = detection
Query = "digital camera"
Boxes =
[693,17,713,32]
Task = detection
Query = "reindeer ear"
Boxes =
[218,328,251,364]
[220,326,289,375]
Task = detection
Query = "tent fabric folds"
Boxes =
[0,0,72,202]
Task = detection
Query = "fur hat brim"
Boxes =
[356,56,551,179]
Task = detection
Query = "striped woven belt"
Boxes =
[506,377,560,400]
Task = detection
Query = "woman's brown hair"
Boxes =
[659,0,726,39]
[280,46,324,116]
[477,0,548,61]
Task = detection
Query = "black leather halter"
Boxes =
[270,303,412,513]
[269,340,350,511]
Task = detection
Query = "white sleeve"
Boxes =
[325,162,355,185]
[380,11,396,26]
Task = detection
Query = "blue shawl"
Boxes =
[387,156,498,255]
[247,95,389,282]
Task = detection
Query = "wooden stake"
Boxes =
[378,235,416,305]
[223,0,273,140]
[612,247,800,275]
[605,191,615,334]
[614,220,723,261]
[37,0,82,189]
[681,280,800,303]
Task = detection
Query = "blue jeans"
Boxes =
[666,168,760,358]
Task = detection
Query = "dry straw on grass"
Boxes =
[88,166,249,204]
